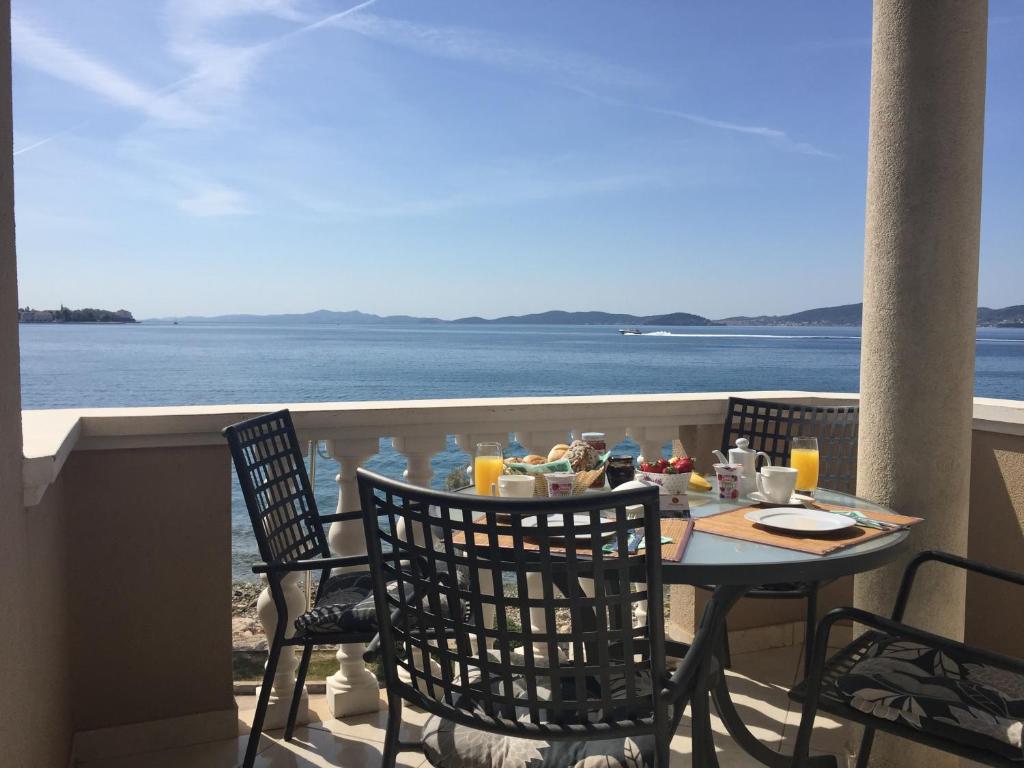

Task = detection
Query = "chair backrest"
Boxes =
[721,396,860,494]
[223,409,329,567]
[358,468,666,738]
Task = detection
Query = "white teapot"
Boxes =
[712,437,772,497]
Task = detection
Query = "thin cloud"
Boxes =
[333,13,831,158]
[14,1,381,153]
[330,12,653,93]
[11,15,204,126]
[650,106,837,157]
[177,182,251,217]
[274,168,670,219]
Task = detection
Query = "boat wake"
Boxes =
[642,331,859,340]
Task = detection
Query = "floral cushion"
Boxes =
[294,573,420,634]
[294,572,458,635]
[423,715,654,768]
[834,636,1024,762]
[422,668,662,768]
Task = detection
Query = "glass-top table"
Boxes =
[663,488,911,585]
[450,482,911,768]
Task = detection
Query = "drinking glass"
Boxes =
[790,436,820,493]
[474,442,504,496]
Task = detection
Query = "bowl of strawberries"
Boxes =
[636,456,694,494]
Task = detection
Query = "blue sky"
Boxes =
[11,1,1024,320]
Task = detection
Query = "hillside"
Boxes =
[718,303,863,326]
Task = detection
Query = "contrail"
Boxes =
[12,0,382,157]
[14,118,93,156]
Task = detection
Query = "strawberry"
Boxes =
[639,462,656,473]
[655,458,670,470]
[663,466,678,475]
[675,457,695,473]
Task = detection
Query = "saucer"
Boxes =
[749,490,816,507]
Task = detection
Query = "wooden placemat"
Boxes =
[453,516,694,562]
[693,503,922,556]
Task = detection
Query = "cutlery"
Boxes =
[798,500,901,530]
[831,508,902,530]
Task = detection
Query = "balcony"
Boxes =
[17,391,1024,766]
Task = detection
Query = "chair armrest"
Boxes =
[318,510,363,525]
[813,607,1024,675]
[894,550,1024,621]
[252,554,370,574]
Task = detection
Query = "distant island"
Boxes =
[149,302,1024,328]
[19,306,137,324]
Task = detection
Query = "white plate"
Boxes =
[522,513,615,540]
[749,491,817,507]
[744,507,857,534]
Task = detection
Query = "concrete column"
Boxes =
[855,1,987,766]
[0,3,35,765]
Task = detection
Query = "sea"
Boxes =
[19,322,1024,580]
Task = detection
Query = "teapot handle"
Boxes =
[756,451,772,468]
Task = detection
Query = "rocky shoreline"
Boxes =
[232,581,269,650]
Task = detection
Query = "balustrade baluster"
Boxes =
[254,570,310,728]
[324,439,382,717]
[392,434,449,696]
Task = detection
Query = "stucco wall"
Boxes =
[62,445,235,731]
[966,430,1024,658]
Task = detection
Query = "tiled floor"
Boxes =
[77,645,856,767]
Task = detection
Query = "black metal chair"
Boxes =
[791,551,1024,767]
[224,410,384,768]
[706,396,860,675]
[358,469,711,768]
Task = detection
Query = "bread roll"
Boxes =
[523,454,547,465]
[547,443,569,462]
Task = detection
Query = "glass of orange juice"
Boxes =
[790,436,820,493]
[474,442,504,496]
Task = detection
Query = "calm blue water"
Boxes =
[19,322,1024,579]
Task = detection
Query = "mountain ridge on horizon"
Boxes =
[147,303,1024,328]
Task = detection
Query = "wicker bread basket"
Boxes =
[532,466,606,497]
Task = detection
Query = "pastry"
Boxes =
[563,440,599,472]
[546,443,569,462]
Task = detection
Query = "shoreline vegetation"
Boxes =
[18,306,137,324]
[149,302,1024,328]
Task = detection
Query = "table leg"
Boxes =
[688,585,746,768]
[703,586,836,768]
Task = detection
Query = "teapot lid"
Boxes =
[734,437,750,450]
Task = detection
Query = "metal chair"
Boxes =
[358,469,709,768]
[707,396,859,675]
[224,410,380,768]
[791,551,1024,767]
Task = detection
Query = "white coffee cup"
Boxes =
[756,466,799,504]
[497,475,535,498]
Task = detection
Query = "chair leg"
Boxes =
[381,688,403,768]
[654,731,671,768]
[803,584,819,680]
[854,727,875,768]
[285,644,312,742]
[244,640,283,768]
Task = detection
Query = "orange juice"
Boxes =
[474,456,505,496]
[790,448,820,491]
